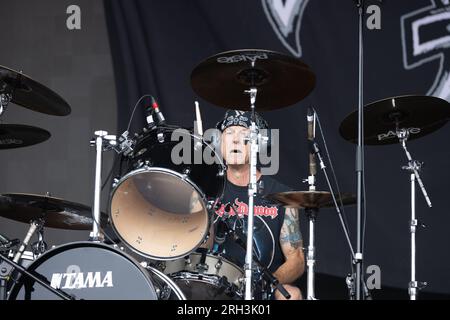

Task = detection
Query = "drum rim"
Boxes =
[132,127,227,200]
[8,241,156,300]
[164,252,244,275]
[108,167,213,261]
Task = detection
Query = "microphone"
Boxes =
[150,96,165,125]
[307,107,317,190]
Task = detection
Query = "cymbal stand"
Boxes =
[305,207,318,300]
[0,218,74,300]
[244,87,259,300]
[89,130,117,241]
[397,129,430,300]
[0,252,74,300]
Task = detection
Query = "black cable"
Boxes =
[313,108,352,235]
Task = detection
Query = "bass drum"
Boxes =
[110,127,225,260]
[9,242,158,300]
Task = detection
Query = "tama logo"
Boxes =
[217,53,269,64]
[377,128,421,141]
[50,271,113,289]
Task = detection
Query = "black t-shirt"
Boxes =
[214,175,299,273]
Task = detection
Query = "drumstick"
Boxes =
[195,101,203,136]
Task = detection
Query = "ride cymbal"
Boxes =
[339,95,450,145]
[191,49,316,111]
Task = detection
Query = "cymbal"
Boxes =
[265,191,356,209]
[0,124,50,149]
[0,65,71,116]
[191,49,316,111]
[0,193,107,230]
[339,95,450,145]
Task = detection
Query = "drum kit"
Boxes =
[0,46,449,301]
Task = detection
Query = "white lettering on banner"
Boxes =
[262,0,310,57]
[401,1,450,102]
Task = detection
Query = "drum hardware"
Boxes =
[139,262,187,300]
[399,126,431,300]
[340,95,450,300]
[0,93,11,117]
[30,227,47,256]
[191,48,315,299]
[267,134,358,300]
[109,124,225,261]
[159,250,246,300]
[0,253,75,300]
[89,130,118,241]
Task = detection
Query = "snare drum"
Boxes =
[157,250,245,300]
[9,241,158,300]
[109,127,225,260]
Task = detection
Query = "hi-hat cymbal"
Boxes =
[339,95,450,145]
[0,65,71,116]
[0,124,50,149]
[265,191,356,209]
[0,193,107,230]
[191,49,316,111]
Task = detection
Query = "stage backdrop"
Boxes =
[104,0,450,296]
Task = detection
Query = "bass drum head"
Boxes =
[9,242,158,300]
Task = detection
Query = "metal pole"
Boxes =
[306,210,316,300]
[244,88,258,300]
[355,0,365,300]
[91,130,107,241]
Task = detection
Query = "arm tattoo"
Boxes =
[280,208,302,249]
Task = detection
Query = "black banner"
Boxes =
[104,0,450,296]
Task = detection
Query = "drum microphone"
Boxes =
[307,106,317,190]
[147,96,165,127]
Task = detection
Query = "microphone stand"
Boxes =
[354,0,365,300]
[310,141,371,300]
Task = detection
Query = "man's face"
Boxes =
[221,126,250,165]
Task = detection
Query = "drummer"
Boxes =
[211,110,305,300]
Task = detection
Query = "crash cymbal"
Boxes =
[0,193,107,230]
[265,191,356,209]
[339,95,450,145]
[0,65,71,116]
[191,49,316,111]
[0,124,50,149]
